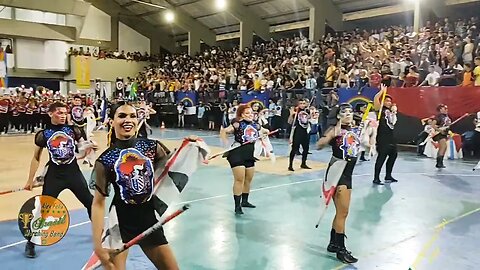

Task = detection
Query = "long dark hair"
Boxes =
[107,101,136,146]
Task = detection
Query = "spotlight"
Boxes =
[216,0,227,10]
[165,10,175,23]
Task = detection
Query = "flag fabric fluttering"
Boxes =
[82,139,210,270]
[474,160,480,171]
[315,157,347,228]
[129,81,138,100]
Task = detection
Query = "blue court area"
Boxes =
[0,129,479,270]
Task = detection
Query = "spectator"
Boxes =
[419,65,441,86]
[461,63,474,86]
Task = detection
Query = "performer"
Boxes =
[220,104,270,215]
[359,110,378,161]
[23,101,93,258]
[288,99,311,171]
[68,95,86,130]
[91,102,179,269]
[432,104,451,168]
[0,91,11,134]
[373,86,398,185]
[316,103,359,264]
[136,100,156,138]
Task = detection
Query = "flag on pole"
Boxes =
[82,139,210,270]
[129,81,138,100]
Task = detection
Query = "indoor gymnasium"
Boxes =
[0,0,479,270]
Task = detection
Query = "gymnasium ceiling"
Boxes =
[112,0,398,40]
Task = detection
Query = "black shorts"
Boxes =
[432,133,448,142]
[115,200,168,248]
[228,159,255,168]
[225,143,255,168]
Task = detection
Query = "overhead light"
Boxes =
[216,0,227,10]
[131,0,167,9]
[165,10,175,23]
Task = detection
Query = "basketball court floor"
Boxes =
[0,128,478,270]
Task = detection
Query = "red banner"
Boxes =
[388,87,480,120]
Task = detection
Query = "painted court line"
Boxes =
[0,220,91,251]
[0,172,477,251]
[0,177,323,251]
[330,206,480,270]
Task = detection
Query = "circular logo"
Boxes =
[18,195,70,246]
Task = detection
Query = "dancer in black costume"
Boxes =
[220,104,270,215]
[373,86,399,185]
[316,103,359,264]
[92,102,185,270]
[23,101,93,258]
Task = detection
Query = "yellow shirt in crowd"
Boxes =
[474,66,480,86]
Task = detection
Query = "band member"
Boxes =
[432,104,451,168]
[69,95,86,130]
[220,104,270,215]
[91,102,179,269]
[316,103,359,264]
[0,92,10,134]
[373,86,398,185]
[23,101,93,258]
[288,99,311,171]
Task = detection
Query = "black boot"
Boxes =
[300,163,311,169]
[288,162,294,171]
[372,179,384,185]
[327,228,340,253]
[25,241,36,258]
[359,151,367,161]
[436,156,446,168]
[234,195,243,215]
[385,176,398,183]
[336,233,358,264]
[241,193,256,208]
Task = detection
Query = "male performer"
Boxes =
[68,95,86,130]
[432,104,451,168]
[288,99,311,171]
[23,101,93,258]
[373,86,398,185]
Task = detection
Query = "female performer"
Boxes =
[91,102,179,270]
[316,103,359,264]
[432,104,451,168]
[220,104,270,215]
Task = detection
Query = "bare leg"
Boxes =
[141,244,179,270]
[111,249,129,270]
[241,167,256,208]
[436,138,447,168]
[331,185,357,263]
[332,185,351,234]
[232,166,246,214]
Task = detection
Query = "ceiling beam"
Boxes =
[220,0,270,40]
[305,0,343,30]
[120,1,139,8]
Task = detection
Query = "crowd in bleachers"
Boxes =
[128,16,480,107]
[68,47,157,62]
[3,16,480,141]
